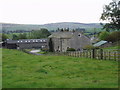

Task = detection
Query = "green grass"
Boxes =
[0,48,2,89]
[24,49,33,52]
[103,46,120,50]
[37,51,47,54]
[2,49,118,88]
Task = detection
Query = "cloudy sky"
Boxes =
[0,0,112,24]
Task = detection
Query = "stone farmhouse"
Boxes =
[49,31,91,52]
[4,39,49,49]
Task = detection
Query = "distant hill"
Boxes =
[0,22,102,32]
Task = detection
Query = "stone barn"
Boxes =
[49,31,91,52]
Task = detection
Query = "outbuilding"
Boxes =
[93,40,112,48]
[4,39,49,50]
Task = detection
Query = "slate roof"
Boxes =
[6,39,47,44]
[49,32,74,39]
[0,42,3,44]
[93,40,108,47]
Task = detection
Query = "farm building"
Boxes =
[49,31,91,52]
[0,42,3,48]
[4,39,49,49]
[90,36,99,44]
[93,40,112,48]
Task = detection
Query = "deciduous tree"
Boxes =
[2,34,8,41]
[101,0,120,31]
[99,31,110,40]
[105,31,120,42]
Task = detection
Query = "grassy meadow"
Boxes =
[2,49,118,88]
[0,48,2,89]
[103,46,120,50]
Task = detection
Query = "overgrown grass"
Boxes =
[103,46,120,50]
[37,51,47,54]
[2,49,118,88]
[0,48,2,89]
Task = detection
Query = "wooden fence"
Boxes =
[66,49,120,61]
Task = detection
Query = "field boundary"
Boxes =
[66,49,120,61]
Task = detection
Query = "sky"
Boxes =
[0,0,112,24]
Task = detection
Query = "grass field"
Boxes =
[2,49,118,88]
[0,48,2,89]
[103,46,120,50]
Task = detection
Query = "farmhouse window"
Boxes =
[78,33,81,37]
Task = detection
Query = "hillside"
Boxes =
[0,22,102,32]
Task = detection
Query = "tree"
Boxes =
[99,31,110,40]
[18,33,27,39]
[40,28,51,38]
[105,31,120,42]
[66,28,69,31]
[2,34,8,41]
[12,34,19,40]
[29,28,51,39]
[100,0,120,31]
[60,28,64,32]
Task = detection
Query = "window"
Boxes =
[42,46,45,48]
[78,33,81,37]
[67,47,70,49]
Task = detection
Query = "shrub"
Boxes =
[83,45,99,50]
[99,31,110,40]
[105,31,120,42]
[67,48,76,51]
[41,48,49,52]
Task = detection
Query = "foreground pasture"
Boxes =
[2,49,118,88]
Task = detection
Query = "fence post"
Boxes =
[79,51,80,57]
[78,51,80,57]
[90,50,92,58]
[117,51,119,61]
[100,49,103,60]
[109,51,111,60]
[76,51,78,57]
[104,51,106,60]
[82,51,83,57]
[82,52,83,57]
[92,49,95,59]
[86,51,87,58]
[81,51,82,57]
[84,51,86,57]
[114,51,116,61]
